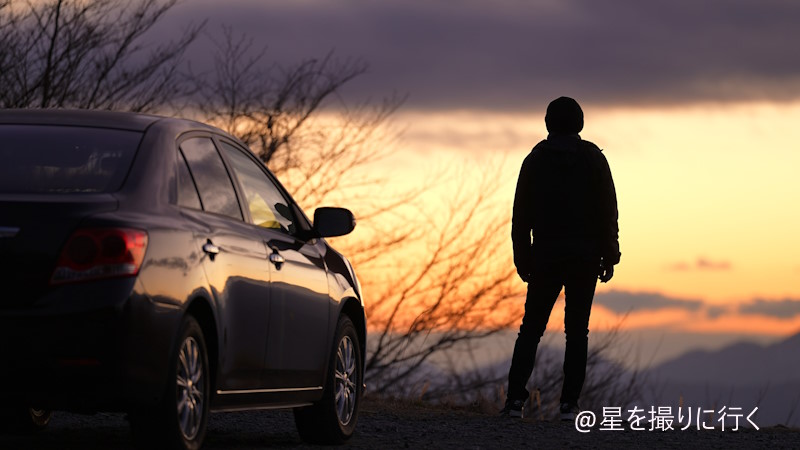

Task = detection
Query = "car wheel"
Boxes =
[294,315,362,444]
[130,316,210,450]
[0,406,52,433]
[27,407,52,430]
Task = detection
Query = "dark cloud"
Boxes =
[163,0,800,111]
[706,305,728,319]
[594,290,704,314]
[667,257,732,271]
[402,124,536,153]
[739,299,800,318]
[579,291,800,320]
[594,291,800,319]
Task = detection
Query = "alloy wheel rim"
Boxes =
[29,408,47,418]
[176,336,204,440]
[334,335,357,426]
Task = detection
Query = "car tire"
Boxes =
[130,316,210,450]
[27,408,52,430]
[0,406,52,433]
[294,315,362,444]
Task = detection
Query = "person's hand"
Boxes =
[598,261,614,283]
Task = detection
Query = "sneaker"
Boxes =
[560,402,580,421]
[499,398,527,418]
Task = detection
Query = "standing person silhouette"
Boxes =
[500,97,620,420]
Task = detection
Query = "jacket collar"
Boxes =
[547,133,581,143]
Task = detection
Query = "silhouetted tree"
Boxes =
[189,27,406,208]
[355,167,525,394]
[383,319,645,419]
[0,0,201,111]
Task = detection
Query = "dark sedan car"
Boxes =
[0,109,366,449]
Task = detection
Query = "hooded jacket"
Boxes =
[512,134,620,275]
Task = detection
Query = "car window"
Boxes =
[0,125,141,194]
[219,141,297,234]
[176,149,202,210]
[180,137,242,220]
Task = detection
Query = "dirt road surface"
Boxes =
[1,397,797,449]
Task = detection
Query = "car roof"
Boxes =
[0,108,169,131]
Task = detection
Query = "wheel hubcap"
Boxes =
[334,335,357,426]
[176,336,204,440]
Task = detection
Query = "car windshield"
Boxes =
[0,125,142,194]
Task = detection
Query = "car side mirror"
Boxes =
[313,207,356,237]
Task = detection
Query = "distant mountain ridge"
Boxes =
[650,331,800,385]
[645,331,800,427]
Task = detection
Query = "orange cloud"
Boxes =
[667,257,732,271]
[683,314,800,336]
[566,290,800,336]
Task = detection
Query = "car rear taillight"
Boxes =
[50,228,148,284]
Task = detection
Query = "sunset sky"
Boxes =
[162,0,800,361]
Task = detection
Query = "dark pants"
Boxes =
[506,258,599,405]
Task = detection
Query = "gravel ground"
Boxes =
[1,397,797,449]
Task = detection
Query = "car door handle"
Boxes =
[203,241,220,255]
[269,251,285,269]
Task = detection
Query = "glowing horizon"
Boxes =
[345,100,800,338]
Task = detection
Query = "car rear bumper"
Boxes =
[0,308,123,410]
[0,279,181,412]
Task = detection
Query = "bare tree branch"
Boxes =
[0,0,202,111]
[360,164,526,394]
